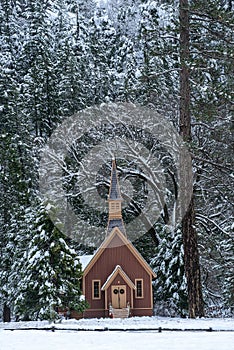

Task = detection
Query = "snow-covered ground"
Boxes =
[1,316,234,350]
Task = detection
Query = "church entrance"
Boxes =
[111,285,126,308]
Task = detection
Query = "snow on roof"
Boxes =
[101,265,136,290]
[78,255,94,270]
[101,265,121,289]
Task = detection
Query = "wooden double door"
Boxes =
[111,285,126,309]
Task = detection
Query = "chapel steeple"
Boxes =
[106,158,126,236]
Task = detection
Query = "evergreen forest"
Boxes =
[0,0,233,321]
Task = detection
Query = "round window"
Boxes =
[120,289,125,294]
[113,289,119,294]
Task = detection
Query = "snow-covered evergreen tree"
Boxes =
[0,0,38,321]
[111,6,139,102]
[13,202,87,321]
[137,0,179,118]
[87,9,117,103]
[152,224,188,317]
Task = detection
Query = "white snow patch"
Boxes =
[0,317,234,350]
[1,316,234,331]
[78,255,94,269]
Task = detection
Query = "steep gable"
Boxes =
[83,227,156,279]
[101,265,136,291]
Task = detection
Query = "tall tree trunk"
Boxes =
[3,303,11,323]
[179,0,204,318]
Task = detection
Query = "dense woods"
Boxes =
[0,0,233,321]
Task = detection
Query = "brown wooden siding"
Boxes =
[131,309,153,317]
[83,309,107,318]
[84,232,153,316]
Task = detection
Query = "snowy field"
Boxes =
[1,316,234,350]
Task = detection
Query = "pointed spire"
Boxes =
[108,158,122,201]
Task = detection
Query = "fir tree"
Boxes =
[0,0,37,321]
[112,9,138,102]
[13,203,88,321]
[88,9,117,104]
[152,224,188,317]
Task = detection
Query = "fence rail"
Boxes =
[3,326,234,332]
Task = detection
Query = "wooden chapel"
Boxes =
[81,159,156,318]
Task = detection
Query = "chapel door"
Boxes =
[111,285,126,309]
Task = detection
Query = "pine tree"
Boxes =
[112,6,139,102]
[13,203,88,321]
[179,0,204,318]
[152,224,188,317]
[88,9,117,104]
[52,0,98,114]
[0,0,37,321]
[188,0,234,313]
[18,0,63,138]
[137,0,179,119]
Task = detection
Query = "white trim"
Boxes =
[92,280,101,300]
[101,265,136,291]
[84,227,156,278]
[135,278,144,299]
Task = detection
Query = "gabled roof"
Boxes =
[83,227,156,279]
[101,265,136,291]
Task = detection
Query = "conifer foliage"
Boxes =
[13,203,87,321]
[0,0,233,320]
[152,225,188,317]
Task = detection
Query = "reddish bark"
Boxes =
[179,0,204,318]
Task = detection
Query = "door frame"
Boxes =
[111,285,127,308]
